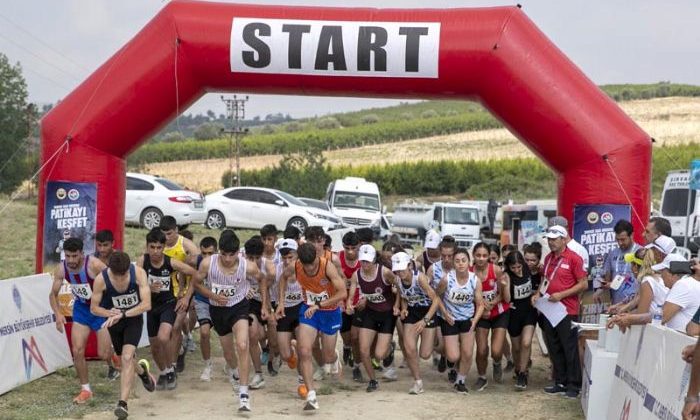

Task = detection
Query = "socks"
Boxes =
[306,390,316,400]
[323,363,332,374]
[239,385,249,396]
[456,374,466,384]
[81,383,91,392]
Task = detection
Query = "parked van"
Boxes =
[326,177,382,234]
[497,200,557,247]
[660,170,699,253]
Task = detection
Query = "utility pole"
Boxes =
[221,95,249,187]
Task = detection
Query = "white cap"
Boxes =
[358,244,376,262]
[424,230,441,249]
[544,225,567,239]
[651,253,686,272]
[278,238,298,251]
[644,235,676,255]
[391,252,412,271]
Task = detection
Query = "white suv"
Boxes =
[205,187,342,232]
[125,173,206,230]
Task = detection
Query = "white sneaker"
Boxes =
[330,350,342,376]
[238,393,251,412]
[200,363,212,382]
[313,367,326,381]
[382,366,398,381]
[304,391,319,411]
[249,373,266,389]
[409,380,424,395]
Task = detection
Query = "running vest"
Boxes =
[247,254,265,302]
[442,269,477,321]
[509,271,534,311]
[278,262,303,308]
[102,265,140,310]
[63,256,95,304]
[143,254,176,307]
[358,265,394,312]
[194,255,209,304]
[430,261,445,289]
[295,257,337,311]
[208,254,248,307]
[422,250,438,273]
[264,256,278,303]
[476,263,510,318]
[398,271,431,308]
[164,235,188,296]
[339,250,361,305]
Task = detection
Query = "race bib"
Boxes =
[149,275,171,292]
[71,283,92,300]
[306,291,329,306]
[211,283,237,303]
[513,281,532,300]
[365,293,386,304]
[405,294,423,305]
[448,289,472,304]
[112,292,139,309]
[482,289,496,303]
[285,291,303,305]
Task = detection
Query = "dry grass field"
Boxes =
[144,97,700,192]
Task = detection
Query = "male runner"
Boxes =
[193,236,220,381]
[333,231,363,381]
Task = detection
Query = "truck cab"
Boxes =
[435,203,481,248]
[660,170,699,253]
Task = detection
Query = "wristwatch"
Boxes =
[685,395,700,403]
[423,317,432,326]
[121,309,127,318]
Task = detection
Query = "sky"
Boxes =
[1,0,699,119]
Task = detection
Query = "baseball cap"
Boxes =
[424,230,441,249]
[644,235,676,255]
[547,216,569,228]
[651,253,686,272]
[358,244,376,262]
[544,225,567,239]
[278,238,298,251]
[391,252,412,271]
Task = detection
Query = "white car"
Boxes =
[125,173,206,230]
[205,187,342,232]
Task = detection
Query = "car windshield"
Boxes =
[275,190,307,207]
[662,189,696,216]
[301,198,330,211]
[155,178,185,191]
[333,191,380,211]
[444,207,480,225]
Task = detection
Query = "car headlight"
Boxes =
[307,211,335,223]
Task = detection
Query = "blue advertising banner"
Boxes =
[690,159,700,190]
[572,204,632,279]
[42,182,97,268]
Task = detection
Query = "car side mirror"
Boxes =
[275,199,285,206]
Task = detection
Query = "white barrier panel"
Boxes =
[607,324,695,420]
[0,274,73,395]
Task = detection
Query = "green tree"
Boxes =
[0,53,33,194]
[193,122,223,140]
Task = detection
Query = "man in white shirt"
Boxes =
[652,254,700,332]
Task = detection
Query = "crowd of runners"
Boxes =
[47,214,700,419]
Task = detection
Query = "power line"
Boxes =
[0,31,83,82]
[20,65,75,91]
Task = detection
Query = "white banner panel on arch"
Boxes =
[607,324,695,420]
[0,274,73,395]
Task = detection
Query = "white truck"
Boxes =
[391,201,481,248]
[325,177,382,235]
[660,170,699,254]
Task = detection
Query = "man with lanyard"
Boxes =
[90,251,156,419]
[49,237,112,404]
[531,225,588,399]
[193,229,265,412]
[598,219,640,310]
[137,228,198,391]
[333,231,363,380]
[293,242,347,411]
[159,216,199,374]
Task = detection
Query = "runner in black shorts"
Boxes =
[90,251,156,420]
[194,237,219,382]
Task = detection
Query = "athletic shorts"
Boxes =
[477,310,510,330]
[299,304,342,336]
[108,315,144,356]
[210,299,250,336]
[194,299,211,326]
[72,300,105,332]
[249,298,266,325]
[276,304,302,333]
[403,305,437,328]
[507,307,538,337]
[147,301,177,337]
[439,317,473,336]
[355,307,397,335]
[341,312,356,333]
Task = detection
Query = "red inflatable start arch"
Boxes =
[37,1,651,271]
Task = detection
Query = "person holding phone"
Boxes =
[599,220,640,308]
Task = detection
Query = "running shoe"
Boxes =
[250,372,266,389]
[138,359,156,392]
[72,389,93,404]
[371,358,382,371]
[166,371,177,390]
[382,366,398,381]
[493,362,503,384]
[107,365,120,381]
[200,362,212,382]
[565,388,579,399]
[383,342,395,368]
[515,372,527,391]
[366,379,379,392]
[304,391,319,411]
[342,346,352,366]
[474,377,488,392]
[447,369,457,384]
[543,383,567,395]
[437,356,447,373]
[446,360,455,369]
[238,393,251,412]
[453,381,468,394]
[156,374,167,391]
[114,401,128,419]
[352,366,364,382]
[267,359,278,376]
[504,359,515,373]
[176,352,186,373]
[409,381,424,395]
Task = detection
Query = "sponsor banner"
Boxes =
[607,325,695,420]
[231,18,440,78]
[690,159,700,190]
[578,289,610,324]
[42,181,98,269]
[0,274,73,395]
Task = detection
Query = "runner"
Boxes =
[346,244,400,392]
[193,229,265,412]
[260,224,281,376]
[48,237,113,404]
[415,230,441,273]
[179,229,198,354]
[193,236,223,382]
[334,231,363,381]
[293,242,347,411]
[136,228,198,391]
[503,251,538,390]
[436,247,485,394]
[94,229,116,265]
[473,242,510,391]
[90,251,156,419]
[394,251,441,394]
[159,216,199,374]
